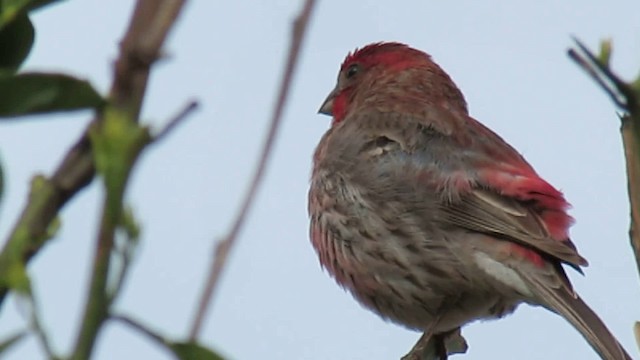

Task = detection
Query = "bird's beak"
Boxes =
[318,86,338,116]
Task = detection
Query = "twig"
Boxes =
[104,100,198,305]
[113,313,224,359]
[107,205,140,304]
[571,37,636,106]
[69,112,146,360]
[112,314,165,345]
[635,322,640,353]
[619,112,640,279]
[0,0,189,308]
[567,48,627,109]
[108,237,134,305]
[67,1,189,359]
[26,292,58,360]
[187,0,318,340]
[567,37,635,110]
[153,100,199,143]
[568,38,640,285]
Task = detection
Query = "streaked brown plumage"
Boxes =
[308,42,630,360]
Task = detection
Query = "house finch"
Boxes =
[308,42,631,360]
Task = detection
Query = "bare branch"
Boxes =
[188,0,318,340]
[153,100,199,143]
[568,37,640,288]
[26,294,58,359]
[111,314,165,345]
[567,48,627,109]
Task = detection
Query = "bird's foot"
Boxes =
[401,328,468,360]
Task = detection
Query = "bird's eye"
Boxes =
[346,64,360,79]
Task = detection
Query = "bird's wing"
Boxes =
[341,108,587,270]
[442,188,587,269]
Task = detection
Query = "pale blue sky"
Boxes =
[0,1,639,359]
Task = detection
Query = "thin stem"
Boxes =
[67,0,190,358]
[0,0,189,309]
[27,293,58,360]
[111,314,165,345]
[568,37,640,284]
[69,192,119,360]
[567,48,627,109]
[153,100,199,143]
[107,223,138,305]
[187,0,318,340]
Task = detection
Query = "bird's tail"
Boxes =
[528,276,632,360]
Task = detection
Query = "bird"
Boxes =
[308,42,631,360]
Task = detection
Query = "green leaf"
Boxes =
[168,342,225,360]
[0,14,33,72]
[0,0,63,27]
[120,205,141,241]
[0,73,104,118]
[0,153,3,207]
[0,330,27,355]
[20,0,65,12]
[598,38,612,68]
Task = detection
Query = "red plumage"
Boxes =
[309,42,628,359]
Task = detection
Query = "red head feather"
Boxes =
[340,42,432,72]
